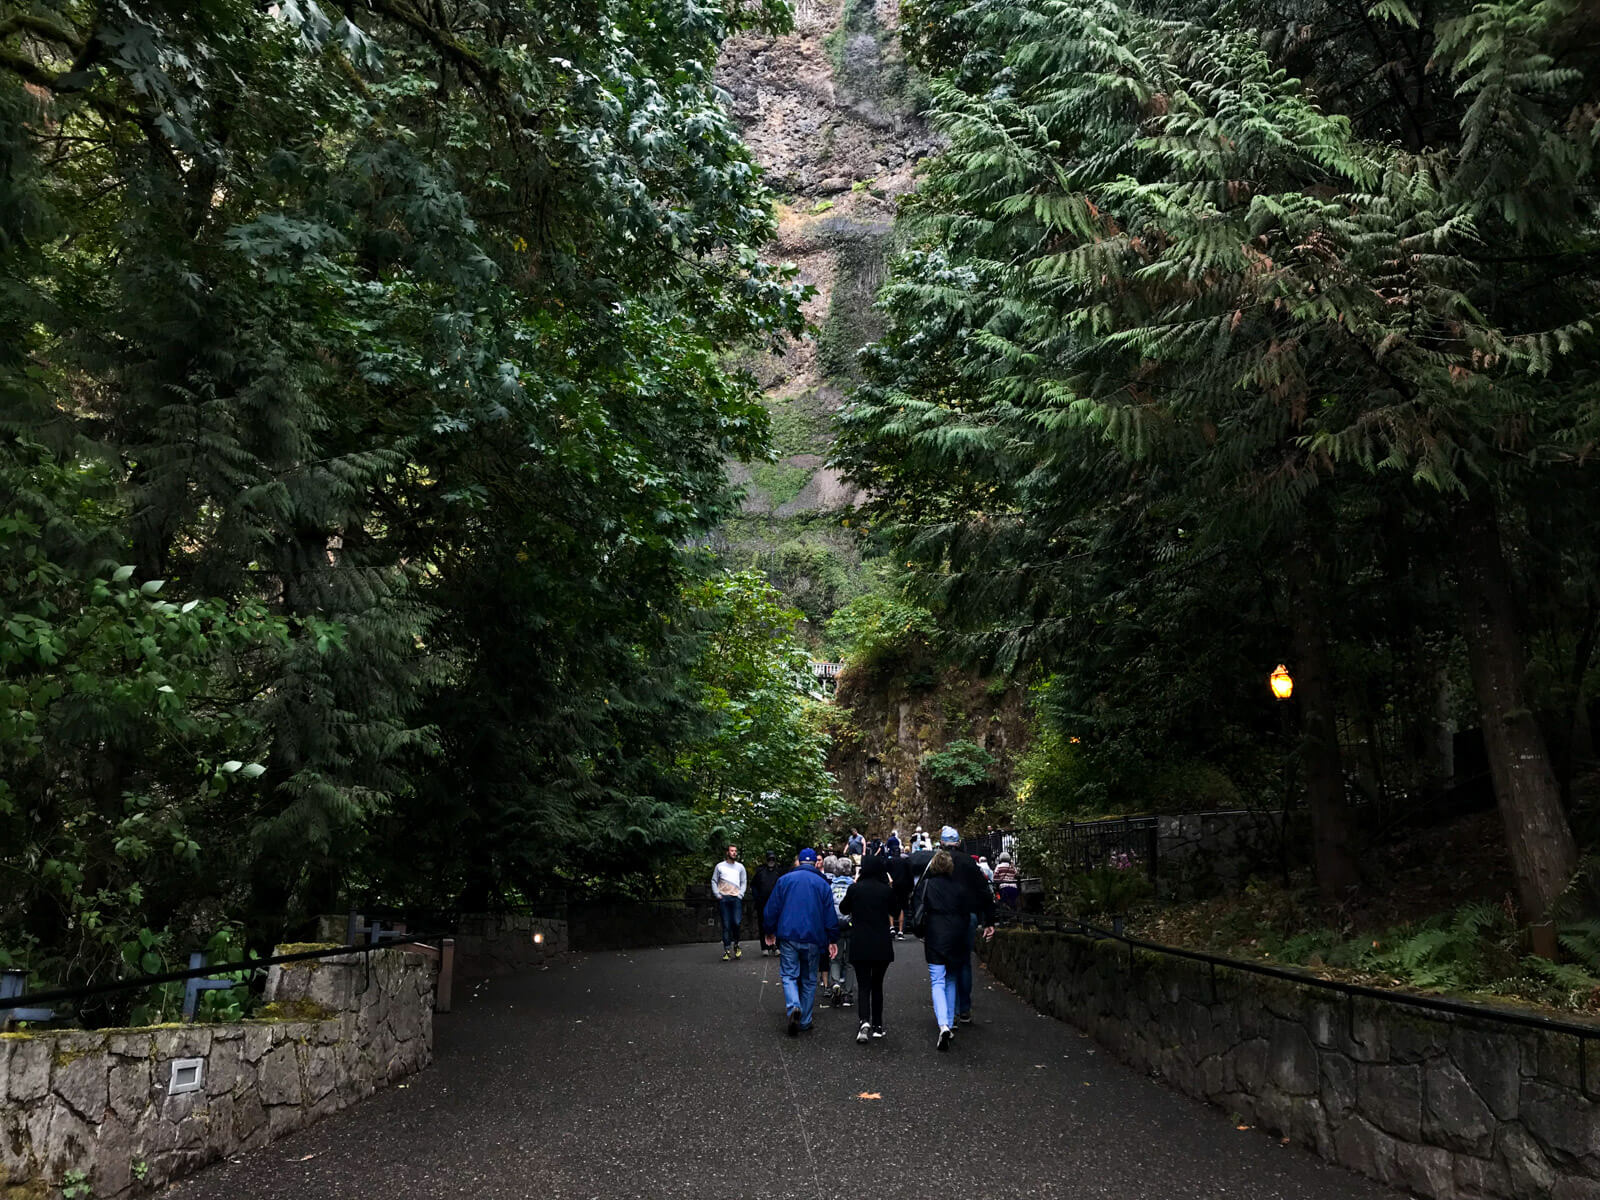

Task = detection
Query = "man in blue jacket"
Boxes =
[762,848,839,1035]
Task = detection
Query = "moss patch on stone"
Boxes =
[747,462,811,509]
[257,998,337,1022]
[765,391,833,458]
[51,1040,106,1067]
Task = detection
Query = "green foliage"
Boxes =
[836,0,1600,905]
[1070,856,1154,917]
[1,0,809,995]
[922,738,995,788]
[762,539,855,628]
[1197,894,1600,1010]
[1344,904,1509,993]
[766,394,834,458]
[825,588,938,673]
[677,570,841,855]
[125,926,257,1027]
[747,463,812,509]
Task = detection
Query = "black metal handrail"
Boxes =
[996,911,1600,1041]
[2,932,449,1015]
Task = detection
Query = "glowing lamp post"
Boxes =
[1270,663,1295,884]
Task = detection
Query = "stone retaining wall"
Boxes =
[568,898,757,951]
[1157,810,1285,900]
[982,929,1600,1200]
[0,946,436,1198]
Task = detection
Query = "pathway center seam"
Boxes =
[757,947,826,1200]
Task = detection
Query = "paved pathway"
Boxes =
[168,943,1397,1199]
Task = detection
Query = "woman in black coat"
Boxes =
[919,850,973,1051]
[839,854,902,1043]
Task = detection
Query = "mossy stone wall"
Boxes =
[982,929,1600,1200]
[1,947,436,1198]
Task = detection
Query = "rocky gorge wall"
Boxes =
[982,929,1600,1200]
[712,0,934,621]
[717,0,1035,824]
[826,664,1030,837]
[1,946,436,1198]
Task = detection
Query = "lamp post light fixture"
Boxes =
[1270,663,1295,886]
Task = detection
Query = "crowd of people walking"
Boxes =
[718,825,1015,1051]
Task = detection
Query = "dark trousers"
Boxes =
[718,897,742,948]
[954,914,977,1015]
[856,961,889,1026]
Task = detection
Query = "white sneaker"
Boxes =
[857,1021,871,1044]
[937,1027,953,1052]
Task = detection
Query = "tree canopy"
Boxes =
[1,0,820,991]
[837,0,1600,922]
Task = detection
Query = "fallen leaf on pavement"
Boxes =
[1236,1125,1252,1131]
[858,1092,881,1100]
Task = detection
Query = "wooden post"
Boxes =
[437,938,454,1014]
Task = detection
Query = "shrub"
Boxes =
[922,738,995,789]
[824,591,937,673]
[1070,853,1154,916]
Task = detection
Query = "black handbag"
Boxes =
[908,862,934,936]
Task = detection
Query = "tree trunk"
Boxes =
[1287,551,1360,903]
[1455,496,1577,931]
[1414,653,1455,806]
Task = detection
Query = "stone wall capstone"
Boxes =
[981,929,1600,1200]
[1,945,436,1199]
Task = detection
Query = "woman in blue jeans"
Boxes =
[919,850,973,1051]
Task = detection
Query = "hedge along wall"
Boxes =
[981,930,1600,1200]
[1,945,437,1198]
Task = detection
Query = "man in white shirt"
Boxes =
[710,845,748,961]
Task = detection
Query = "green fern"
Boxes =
[1558,919,1600,975]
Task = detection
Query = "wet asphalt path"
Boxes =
[167,942,1398,1199]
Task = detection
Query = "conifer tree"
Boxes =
[839,0,1600,922]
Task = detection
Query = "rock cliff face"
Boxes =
[717,1,1032,832]
[713,0,934,626]
[826,664,1029,838]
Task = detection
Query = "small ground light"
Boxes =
[533,933,544,945]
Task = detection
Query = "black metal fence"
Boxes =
[1013,816,1159,880]
[1,919,454,1030]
